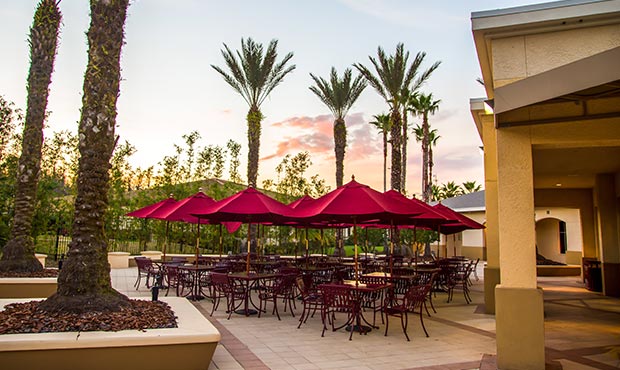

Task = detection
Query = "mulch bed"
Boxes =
[0,299,178,334]
[0,269,60,278]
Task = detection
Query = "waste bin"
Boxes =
[582,257,602,292]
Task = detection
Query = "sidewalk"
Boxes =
[111,266,620,370]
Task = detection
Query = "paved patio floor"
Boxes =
[111,265,620,370]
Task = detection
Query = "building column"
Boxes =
[482,117,500,314]
[495,127,545,370]
[595,174,620,297]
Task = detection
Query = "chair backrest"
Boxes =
[165,264,179,284]
[135,257,153,272]
[210,272,232,293]
[320,284,356,312]
[403,283,432,311]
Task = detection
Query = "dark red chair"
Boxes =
[134,257,160,290]
[210,272,246,319]
[295,275,323,328]
[383,283,432,341]
[320,284,357,340]
[257,274,297,320]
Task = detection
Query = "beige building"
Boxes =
[470,0,620,368]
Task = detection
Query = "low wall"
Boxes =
[536,265,581,276]
[0,297,221,370]
[0,278,57,298]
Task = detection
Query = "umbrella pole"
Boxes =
[195,222,201,266]
[365,227,368,259]
[320,229,324,256]
[219,224,223,258]
[305,227,309,268]
[453,234,456,257]
[163,221,169,262]
[354,219,358,286]
[246,223,251,274]
[389,220,394,276]
[437,225,441,258]
[294,228,298,260]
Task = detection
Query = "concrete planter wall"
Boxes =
[0,297,220,370]
[35,254,47,268]
[140,251,163,260]
[107,252,130,269]
[0,278,57,298]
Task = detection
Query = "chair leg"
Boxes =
[419,308,429,337]
[401,313,410,341]
[384,314,389,337]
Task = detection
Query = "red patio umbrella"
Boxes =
[291,176,423,282]
[192,187,294,273]
[126,195,178,261]
[154,191,217,265]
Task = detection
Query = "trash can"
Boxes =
[582,257,602,292]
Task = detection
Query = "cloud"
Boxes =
[262,112,379,161]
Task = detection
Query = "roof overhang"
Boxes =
[471,0,620,99]
[494,47,620,127]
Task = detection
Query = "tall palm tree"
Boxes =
[0,0,61,273]
[40,0,130,313]
[212,38,295,188]
[355,43,440,192]
[369,113,391,192]
[440,181,463,199]
[410,93,440,201]
[309,67,366,188]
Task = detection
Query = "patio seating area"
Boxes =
[111,258,620,370]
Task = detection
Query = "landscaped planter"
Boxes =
[35,253,47,268]
[140,250,163,260]
[107,252,130,269]
[0,297,220,370]
[0,278,57,298]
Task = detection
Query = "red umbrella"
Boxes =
[154,191,217,265]
[292,177,423,281]
[126,195,178,261]
[126,195,177,218]
[193,187,294,273]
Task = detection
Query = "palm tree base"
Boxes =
[39,290,130,314]
[0,237,43,273]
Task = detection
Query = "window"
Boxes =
[559,221,567,254]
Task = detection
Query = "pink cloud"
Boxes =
[263,113,375,161]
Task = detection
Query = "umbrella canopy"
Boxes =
[154,191,216,223]
[432,203,485,235]
[292,177,422,224]
[125,195,177,219]
[192,187,294,224]
[382,190,451,227]
[193,187,294,273]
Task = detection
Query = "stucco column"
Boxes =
[495,127,545,370]
[482,116,500,314]
[595,174,620,297]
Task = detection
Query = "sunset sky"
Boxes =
[2,0,542,195]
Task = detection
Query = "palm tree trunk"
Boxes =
[0,0,61,273]
[401,108,408,191]
[246,106,262,188]
[382,131,387,192]
[389,110,402,192]
[40,0,130,313]
[333,118,346,187]
[421,114,430,202]
[429,145,435,199]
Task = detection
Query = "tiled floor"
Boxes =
[111,266,620,370]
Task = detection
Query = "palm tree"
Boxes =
[355,44,440,192]
[462,180,482,193]
[413,124,440,200]
[440,181,463,199]
[410,93,441,202]
[212,38,295,188]
[400,88,413,191]
[40,0,130,313]
[309,67,366,187]
[0,0,61,273]
[369,113,391,192]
